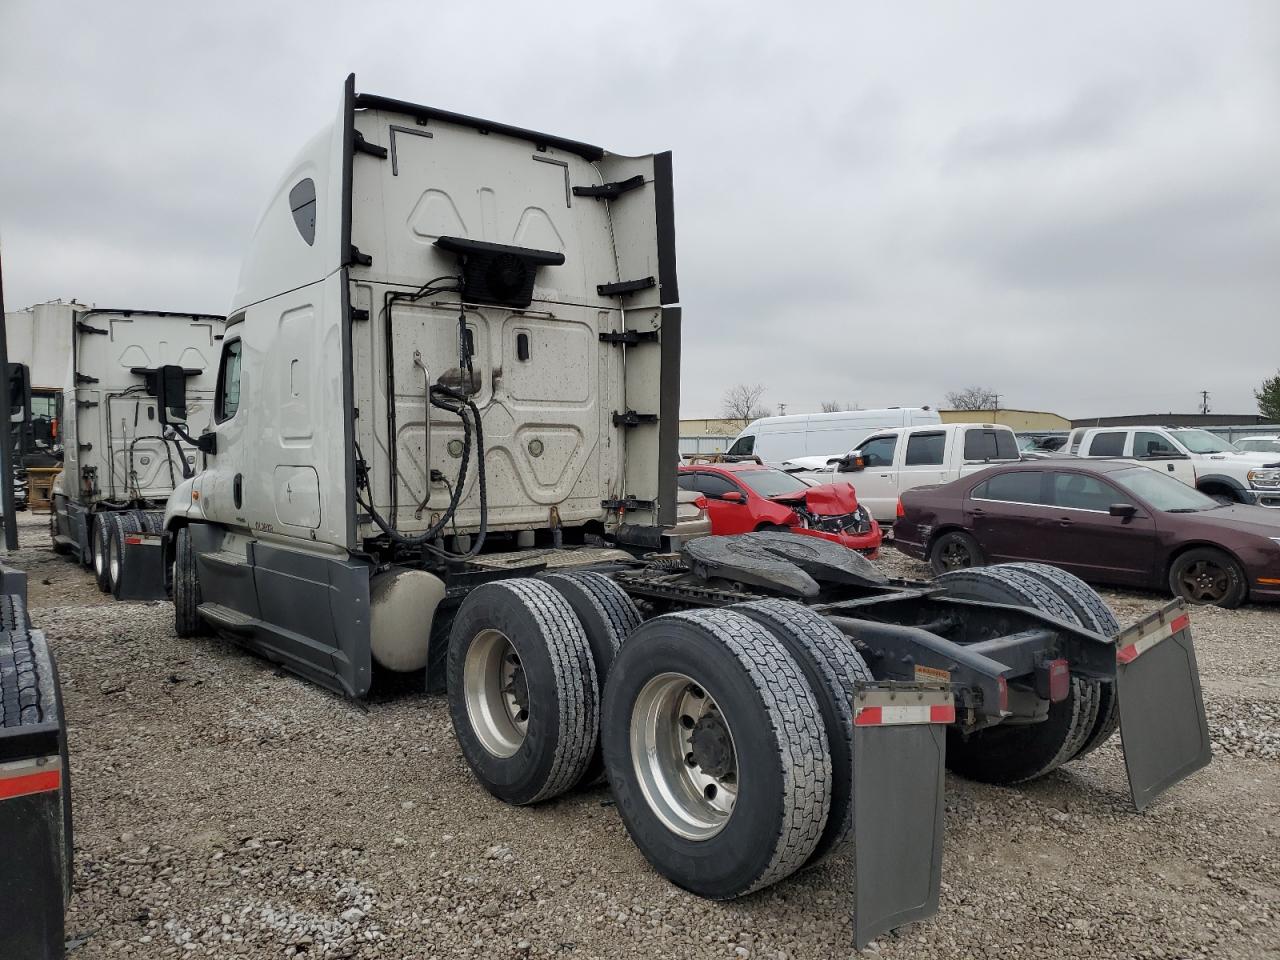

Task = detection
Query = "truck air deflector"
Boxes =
[352,92,606,162]
[1113,601,1211,812]
[851,684,950,948]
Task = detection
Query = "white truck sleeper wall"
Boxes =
[166,75,680,697]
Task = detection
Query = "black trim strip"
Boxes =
[656,306,682,527]
[354,92,605,162]
[653,151,680,305]
[341,73,357,269]
[340,75,359,550]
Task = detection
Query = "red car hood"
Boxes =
[774,483,861,516]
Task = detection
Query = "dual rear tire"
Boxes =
[446,577,872,899]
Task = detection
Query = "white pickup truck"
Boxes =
[1071,426,1280,508]
[792,423,1021,522]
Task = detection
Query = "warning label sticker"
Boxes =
[914,665,950,683]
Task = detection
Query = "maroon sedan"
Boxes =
[894,459,1280,607]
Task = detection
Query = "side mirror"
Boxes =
[155,364,188,424]
[6,363,30,422]
[839,455,866,473]
[1109,503,1137,518]
[719,491,745,503]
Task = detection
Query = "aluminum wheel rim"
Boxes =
[463,629,529,758]
[109,536,121,587]
[1181,560,1228,603]
[941,540,972,570]
[631,672,738,841]
[93,531,105,576]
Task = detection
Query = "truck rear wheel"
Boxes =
[447,579,598,805]
[1001,562,1121,758]
[173,526,205,638]
[543,571,641,785]
[601,608,831,899]
[732,598,871,866]
[107,513,144,597]
[934,566,1100,783]
[91,516,114,592]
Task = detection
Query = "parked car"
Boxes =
[1071,426,1280,508]
[1235,435,1280,455]
[725,406,939,462]
[789,423,1021,523]
[677,462,881,556]
[894,460,1280,607]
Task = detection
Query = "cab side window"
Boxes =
[216,338,243,423]
[1134,431,1178,459]
[1086,431,1125,457]
[858,435,897,468]
[904,432,945,466]
[727,434,755,456]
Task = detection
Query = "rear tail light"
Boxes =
[1035,658,1070,703]
[896,498,905,518]
[996,676,1009,714]
[693,494,709,515]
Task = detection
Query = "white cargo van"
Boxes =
[725,407,939,463]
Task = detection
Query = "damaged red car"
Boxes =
[677,462,882,556]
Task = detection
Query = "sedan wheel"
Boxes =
[1168,548,1247,609]
[929,531,984,575]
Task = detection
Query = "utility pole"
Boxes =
[1200,390,1210,416]
[777,402,787,416]
[0,242,18,550]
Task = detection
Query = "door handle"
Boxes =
[970,507,985,516]
[1167,464,1175,472]
[1058,517,1073,528]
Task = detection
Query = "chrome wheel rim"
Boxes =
[93,530,105,576]
[631,672,738,841]
[109,536,121,587]
[463,629,528,758]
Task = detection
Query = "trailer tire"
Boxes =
[1000,563,1121,757]
[933,566,1100,783]
[543,572,641,786]
[91,515,113,592]
[602,608,831,899]
[0,594,26,630]
[447,579,598,806]
[107,513,144,597]
[732,598,870,866]
[173,526,205,638]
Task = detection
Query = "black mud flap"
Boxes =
[114,532,169,602]
[1114,600,1211,812]
[850,684,951,948]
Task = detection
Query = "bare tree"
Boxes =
[945,386,1001,411]
[721,383,773,427]
[819,401,857,413]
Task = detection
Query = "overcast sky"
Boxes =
[2,1,1277,419]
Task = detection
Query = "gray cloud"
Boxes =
[2,0,1278,420]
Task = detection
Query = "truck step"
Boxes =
[196,603,255,635]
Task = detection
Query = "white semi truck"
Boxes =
[49,309,224,598]
[153,77,1212,946]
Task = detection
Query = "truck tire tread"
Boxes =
[732,598,870,865]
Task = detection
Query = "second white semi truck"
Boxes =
[49,309,224,598]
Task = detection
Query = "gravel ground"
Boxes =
[10,514,1279,959]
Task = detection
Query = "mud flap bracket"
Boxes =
[1114,600,1211,812]
[850,684,951,948]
